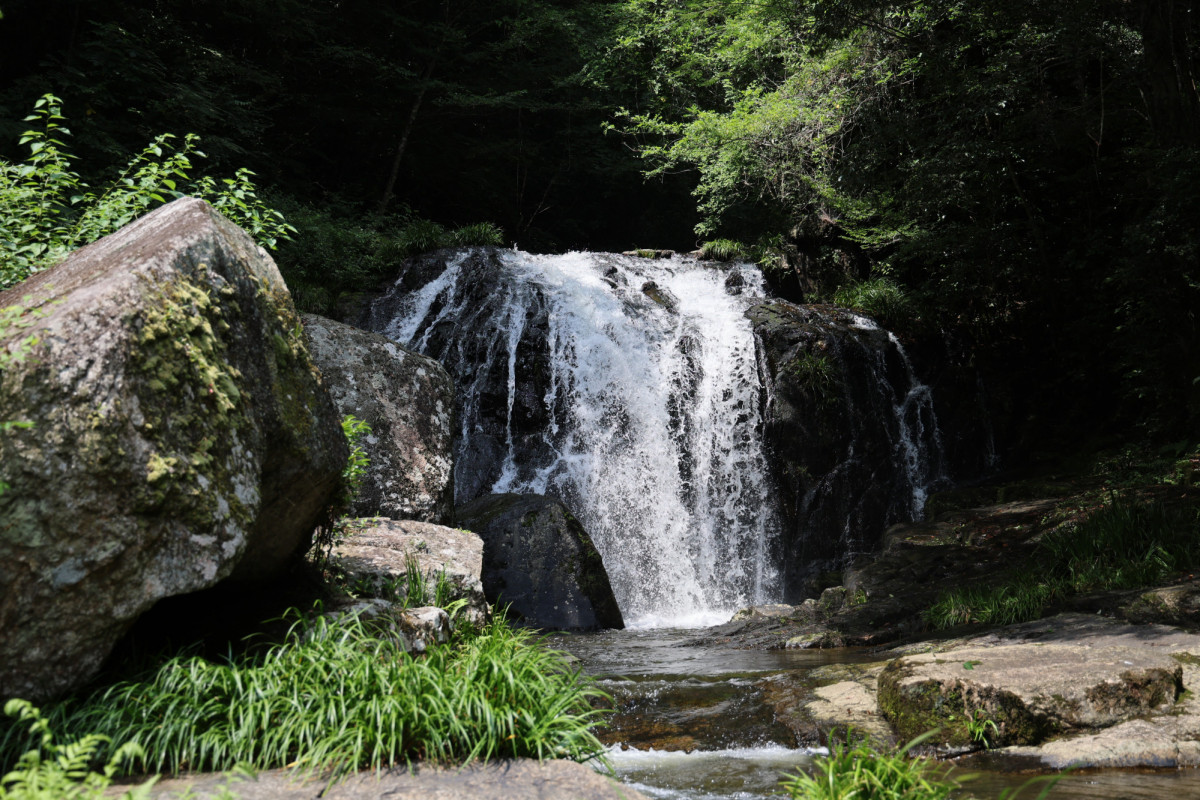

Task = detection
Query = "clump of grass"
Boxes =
[1,614,608,778]
[925,577,1057,629]
[833,277,914,328]
[790,350,839,405]
[926,499,1198,629]
[781,736,960,800]
[698,238,749,262]
[780,735,1062,800]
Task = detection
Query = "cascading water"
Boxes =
[371,249,783,627]
[369,247,950,625]
[847,313,945,518]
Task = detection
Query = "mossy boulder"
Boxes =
[456,493,623,631]
[302,314,455,523]
[877,638,1183,749]
[0,197,347,702]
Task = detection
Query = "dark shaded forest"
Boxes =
[2,0,1198,456]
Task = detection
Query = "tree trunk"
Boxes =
[378,61,436,215]
[1139,0,1200,145]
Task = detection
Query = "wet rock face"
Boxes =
[0,198,346,702]
[366,249,554,503]
[331,518,490,627]
[747,300,944,599]
[455,493,624,631]
[302,314,455,523]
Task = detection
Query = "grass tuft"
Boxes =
[833,277,914,328]
[926,498,1198,628]
[698,238,749,262]
[781,736,960,800]
[1,613,608,778]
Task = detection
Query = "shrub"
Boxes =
[0,613,608,778]
[833,277,915,328]
[0,94,294,291]
[270,198,505,316]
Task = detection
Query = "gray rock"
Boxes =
[331,518,490,626]
[0,198,346,702]
[730,603,802,622]
[456,494,623,631]
[122,759,648,799]
[878,614,1200,750]
[302,314,455,523]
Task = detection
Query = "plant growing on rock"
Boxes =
[310,415,372,566]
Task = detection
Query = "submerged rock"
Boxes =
[0,198,346,702]
[331,518,490,626]
[456,493,623,631]
[302,314,455,523]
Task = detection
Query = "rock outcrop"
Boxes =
[302,314,455,522]
[455,494,623,631]
[0,198,346,702]
[746,301,944,598]
[331,518,490,626]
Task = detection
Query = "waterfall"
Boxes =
[370,248,948,626]
[372,249,782,627]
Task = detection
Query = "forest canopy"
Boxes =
[1,0,1197,445]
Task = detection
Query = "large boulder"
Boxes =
[0,198,347,702]
[455,493,623,631]
[331,518,490,626]
[301,314,455,523]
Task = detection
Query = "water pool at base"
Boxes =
[549,629,1200,800]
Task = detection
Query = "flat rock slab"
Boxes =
[332,519,489,624]
[879,614,1200,749]
[118,760,646,799]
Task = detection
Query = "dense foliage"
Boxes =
[0,94,292,290]
[601,0,1200,440]
[2,0,1197,446]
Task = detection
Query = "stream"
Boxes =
[550,629,1200,800]
[371,250,1200,799]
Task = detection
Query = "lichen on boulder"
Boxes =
[0,197,347,702]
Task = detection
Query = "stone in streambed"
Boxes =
[129,759,649,799]
[301,314,455,523]
[455,493,623,631]
[0,198,346,702]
